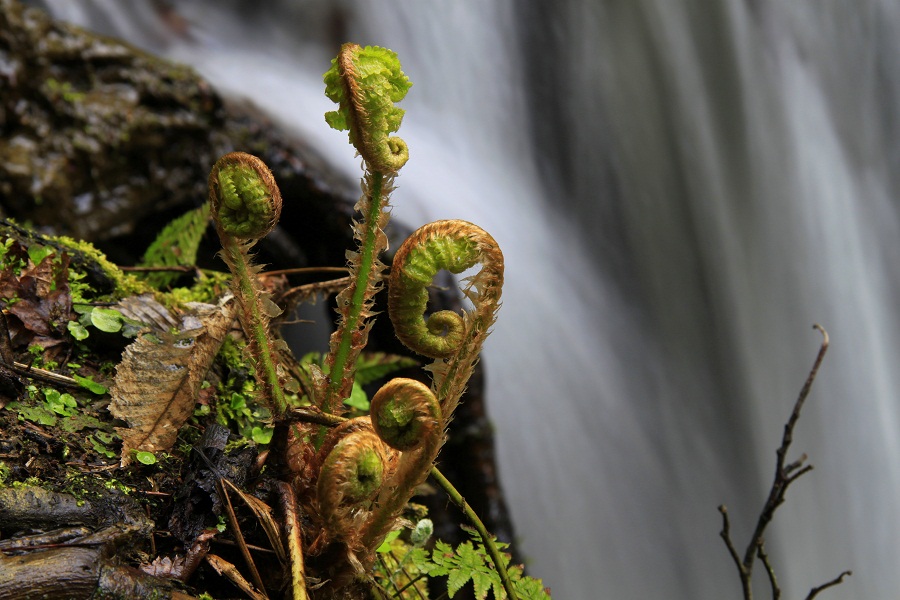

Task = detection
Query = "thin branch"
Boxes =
[383,549,428,600]
[392,571,430,599]
[741,324,829,570]
[718,325,850,600]
[377,553,404,598]
[11,361,82,389]
[756,541,780,600]
[279,276,353,304]
[718,505,751,599]
[262,266,349,277]
[206,553,268,600]
[805,571,852,600]
[217,479,268,598]
[288,406,346,428]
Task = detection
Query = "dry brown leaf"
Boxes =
[110,297,235,465]
[115,293,179,331]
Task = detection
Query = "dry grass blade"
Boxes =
[206,553,268,600]
[221,478,287,565]
[218,479,268,598]
[277,480,309,600]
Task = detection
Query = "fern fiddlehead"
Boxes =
[320,44,412,415]
[389,219,504,414]
[361,377,443,551]
[324,43,411,173]
[369,377,442,452]
[210,153,281,239]
[209,151,289,415]
[315,417,392,543]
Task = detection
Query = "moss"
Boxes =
[163,270,232,308]
[55,236,149,297]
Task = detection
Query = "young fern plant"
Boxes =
[319,43,412,415]
[208,152,291,416]
[309,43,521,598]
[203,44,530,599]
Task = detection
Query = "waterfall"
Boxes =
[24,1,900,598]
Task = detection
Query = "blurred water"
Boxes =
[27,1,900,598]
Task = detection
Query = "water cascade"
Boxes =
[25,1,900,598]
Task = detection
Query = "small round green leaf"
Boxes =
[251,426,274,445]
[67,320,89,341]
[135,451,157,465]
[90,307,123,333]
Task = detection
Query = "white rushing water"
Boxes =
[27,1,900,598]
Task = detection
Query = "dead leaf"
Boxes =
[110,297,235,465]
[115,293,179,331]
[140,530,215,581]
[0,249,72,340]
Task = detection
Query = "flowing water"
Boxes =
[26,1,900,598]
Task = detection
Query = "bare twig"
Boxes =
[718,505,750,599]
[742,325,829,570]
[719,325,849,599]
[805,571,852,600]
[262,266,349,277]
[288,406,346,428]
[279,276,353,304]
[756,541,780,600]
[12,361,82,389]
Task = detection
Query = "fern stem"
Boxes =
[208,152,287,417]
[325,169,386,413]
[429,467,519,600]
[222,236,287,415]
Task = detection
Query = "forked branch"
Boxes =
[718,324,850,599]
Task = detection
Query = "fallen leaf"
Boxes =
[0,248,72,340]
[110,297,235,465]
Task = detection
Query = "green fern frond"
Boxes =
[139,204,210,287]
[389,527,552,600]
